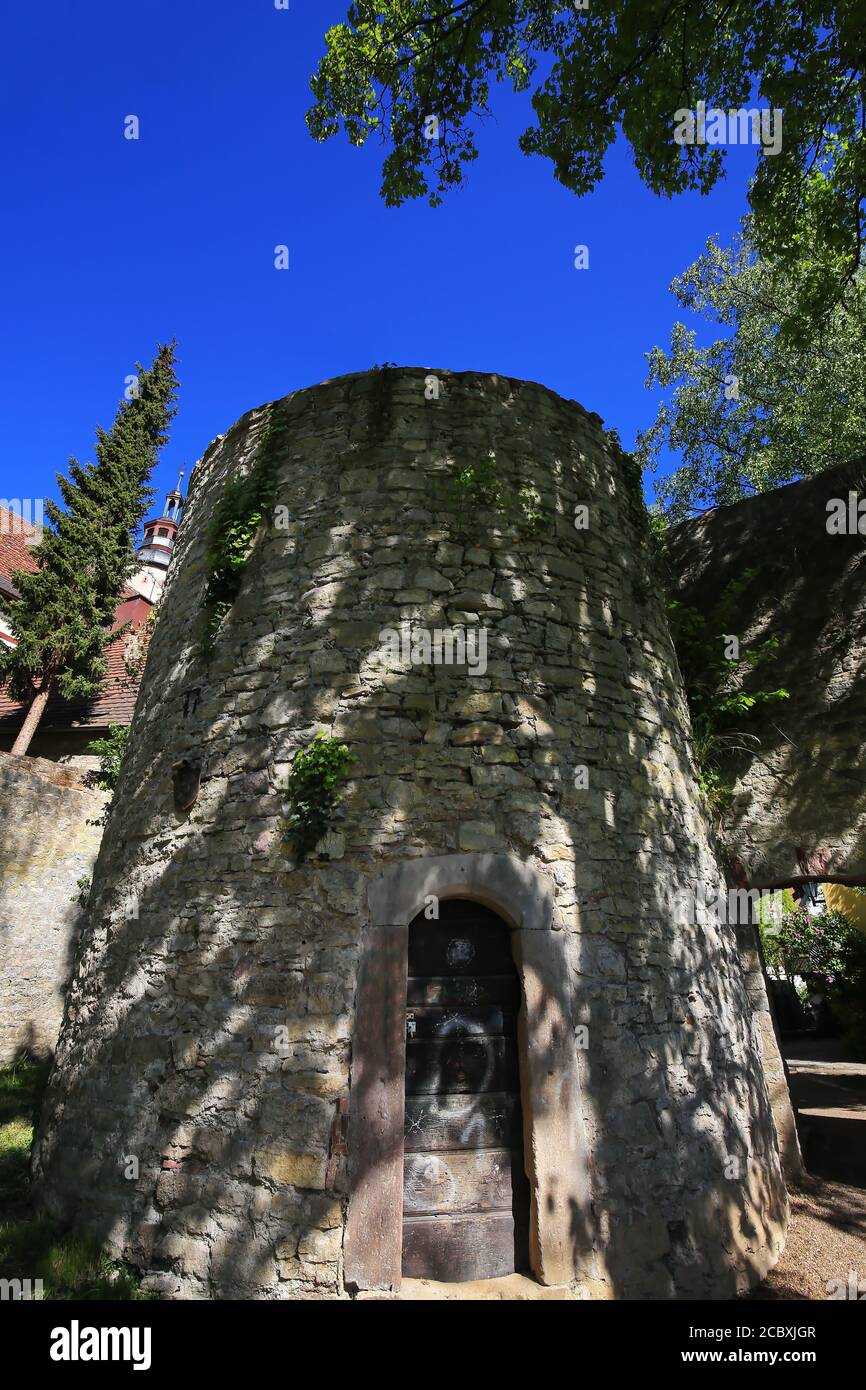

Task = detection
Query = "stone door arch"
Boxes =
[343,853,592,1292]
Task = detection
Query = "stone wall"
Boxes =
[0,754,107,1062]
[33,368,788,1299]
[667,457,866,886]
[735,918,802,1179]
[0,728,106,771]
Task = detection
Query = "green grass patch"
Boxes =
[0,1058,150,1300]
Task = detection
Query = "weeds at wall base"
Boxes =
[0,1059,149,1300]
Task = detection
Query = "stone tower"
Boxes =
[128,476,185,603]
[33,368,788,1299]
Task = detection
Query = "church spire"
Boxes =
[129,471,186,601]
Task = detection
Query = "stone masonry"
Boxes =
[667,457,866,886]
[33,368,788,1299]
[0,755,107,1062]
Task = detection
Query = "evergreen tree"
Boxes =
[1,342,179,755]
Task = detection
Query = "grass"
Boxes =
[0,1057,150,1299]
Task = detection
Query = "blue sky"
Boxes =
[1,1,763,523]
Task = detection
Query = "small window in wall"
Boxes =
[401,900,530,1281]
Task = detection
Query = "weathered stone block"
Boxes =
[254,1148,328,1190]
[171,1034,199,1070]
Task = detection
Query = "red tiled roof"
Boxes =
[0,505,38,587]
[0,505,153,732]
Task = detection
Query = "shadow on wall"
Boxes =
[0,755,103,1064]
[8,1023,51,1067]
[666,458,866,886]
[0,756,73,887]
[32,369,787,1299]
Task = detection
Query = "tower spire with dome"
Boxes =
[129,471,185,601]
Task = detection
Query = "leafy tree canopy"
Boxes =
[636,208,866,521]
[308,2,866,327]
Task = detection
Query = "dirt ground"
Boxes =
[751,1039,866,1300]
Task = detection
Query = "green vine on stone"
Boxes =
[85,723,130,826]
[667,569,790,828]
[283,733,354,860]
[367,364,396,444]
[88,724,130,792]
[516,484,544,534]
[72,875,92,908]
[446,455,505,524]
[202,405,289,649]
[443,452,544,536]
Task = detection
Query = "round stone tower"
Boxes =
[34,368,787,1299]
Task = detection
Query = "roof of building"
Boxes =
[0,504,154,732]
[0,504,39,591]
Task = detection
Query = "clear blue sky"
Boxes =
[1,1,762,522]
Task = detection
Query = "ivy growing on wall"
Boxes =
[283,733,354,861]
[443,451,545,536]
[86,723,130,827]
[666,569,790,827]
[72,875,92,909]
[202,404,290,649]
[89,724,130,792]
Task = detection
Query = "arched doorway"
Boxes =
[344,852,590,1292]
[401,900,531,1281]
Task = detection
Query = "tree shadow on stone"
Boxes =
[31,368,789,1300]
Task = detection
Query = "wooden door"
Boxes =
[402,900,530,1281]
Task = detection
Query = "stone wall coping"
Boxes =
[367,852,554,931]
[0,750,96,793]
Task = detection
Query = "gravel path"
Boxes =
[753,1176,866,1300]
[751,1041,866,1300]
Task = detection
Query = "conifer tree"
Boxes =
[1,342,179,755]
